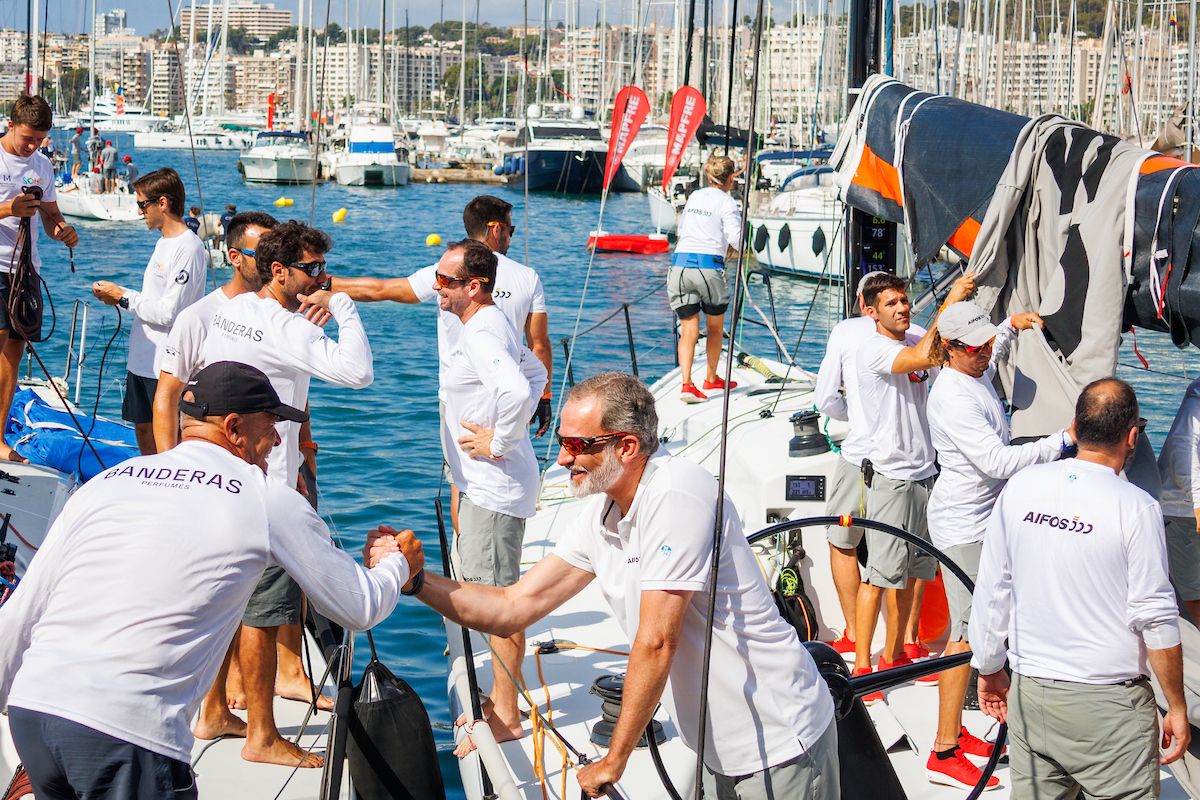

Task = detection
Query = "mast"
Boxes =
[294,0,305,129]
[28,0,38,95]
[217,0,231,116]
[377,0,386,107]
[89,0,96,133]
[1189,0,1197,160]
[458,0,466,134]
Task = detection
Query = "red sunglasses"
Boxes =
[948,337,995,355]
[555,427,629,456]
[435,271,490,289]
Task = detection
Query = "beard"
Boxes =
[569,445,623,497]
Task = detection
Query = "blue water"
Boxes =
[33,133,1198,796]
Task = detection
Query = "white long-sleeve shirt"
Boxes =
[969,458,1180,682]
[1158,377,1200,518]
[927,321,1066,548]
[675,187,742,256]
[440,304,544,518]
[124,230,209,377]
[201,291,373,486]
[0,441,407,763]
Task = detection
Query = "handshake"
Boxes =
[363,525,426,593]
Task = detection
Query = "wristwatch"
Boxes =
[118,294,129,310]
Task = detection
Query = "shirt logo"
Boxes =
[101,464,242,494]
[1022,511,1093,534]
[494,290,512,299]
[626,556,639,564]
[658,545,672,557]
[174,270,190,285]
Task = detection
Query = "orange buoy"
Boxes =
[918,570,950,643]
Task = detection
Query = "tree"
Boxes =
[320,22,346,43]
[225,26,255,54]
[45,67,91,113]
[266,25,297,50]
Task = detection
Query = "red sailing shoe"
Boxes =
[853,666,884,706]
[680,383,708,404]
[926,748,1001,791]
[830,633,856,654]
[701,376,737,391]
[959,726,1006,765]
[904,642,931,660]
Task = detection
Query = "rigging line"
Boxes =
[269,643,348,800]
[723,0,739,152]
[691,0,767,793]
[308,0,334,224]
[682,0,700,86]
[74,306,122,479]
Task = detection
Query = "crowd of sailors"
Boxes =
[0,92,1193,800]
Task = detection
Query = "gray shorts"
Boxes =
[824,457,866,549]
[456,493,525,587]
[243,564,302,627]
[942,542,982,641]
[1009,672,1160,800]
[702,719,839,800]
[863,473,936,589]
[668,266,730,318]
[1164,516,1200,601]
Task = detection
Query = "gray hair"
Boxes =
[566,372,659,456]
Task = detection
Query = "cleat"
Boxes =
[701,376,737,391]
[926,748,1001,791]
[959,727,1006,765]
[679,383,708,403]
[830,634,856,654]
[853,666,884,706]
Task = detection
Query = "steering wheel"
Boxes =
[748,514,1007,800]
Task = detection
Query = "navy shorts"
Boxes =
[9,707,197,800]
[122,372,158,425]
[0,271,42,341]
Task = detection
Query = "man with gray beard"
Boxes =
[376,372,839,799]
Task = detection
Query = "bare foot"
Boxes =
[276,679,334,711]
[241,737,324,768]
[453,698,524,758]
[0,444,27,464]
[193,709,247,741]
[226,689,247,711]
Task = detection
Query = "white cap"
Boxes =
[939,301,999,347]
[855,270,891,298]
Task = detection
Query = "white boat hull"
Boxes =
[748,186,845,280]
[647,187,681,233]
[239,155,316,184]
[136,130,254,150]
[55,184,141,222]
[333,160,411,186]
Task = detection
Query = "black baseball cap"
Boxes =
[179,361,308,423]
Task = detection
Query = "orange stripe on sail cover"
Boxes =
[1140,155,1192,174]
[851,145,904,206]
[947,216,981,257]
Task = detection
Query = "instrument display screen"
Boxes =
[785,475,825,502]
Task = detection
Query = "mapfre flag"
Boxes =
[602,86,650,191]
[662,86,706,192]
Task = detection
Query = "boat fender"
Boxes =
[492,163,504,176]
[425,233,442,247]
[777,223,791,252]
[332,207,347,224]
[515,156,525,175]
[752,225,769,253]
[812,226,827,256]
[347,656,445,800]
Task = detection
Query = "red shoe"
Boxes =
[830,634,856,654]
[959,726,1006,765]
[904,642,931,660]
[877,654,913,670]
[702,376,737,391]
[853,666,883,706]
[926,748,1001,791]
[680,383,708,403]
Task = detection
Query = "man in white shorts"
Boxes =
[379,371,839,799]
[1157,376,1200,623]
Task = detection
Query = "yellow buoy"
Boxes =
[425,233,442,247]
[332,207,347,223]
[273,196,289,207]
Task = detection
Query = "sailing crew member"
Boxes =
[670,154,741,404]
[331,193,553,434]
[185,206,202,235]
[99,139,117,193]
[923,301,1070,790]
[68,126,84,174]
[814,271,924,654]
[92,167,208,455]
[379,371,839,798]
[0,361,419,800]
[850,270,975,702]
[435,239,546,753]
[971,378,1189,798]
[0,94,80,464]
[122,154,138,187]
[1157,376,1200,623]
[200,220,373,768]
[218,203,237,248]
[86,127,102,170]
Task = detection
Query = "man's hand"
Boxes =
[531,397,552,438]
[3,194,40,219]
[944,271,979,306]
[1161,705,1191,764]
[301,446,318,479]
[576,755,625,799]
[297,289,333,311]
[365,525,424,585]
[363,526,401,568]
[978,670,1010,723]
[458,420,496,459]
[52,222,79,248]
[1192,506,1199,534]
[91,280,125,306]
[1009,311,1045,331]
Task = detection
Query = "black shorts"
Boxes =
[0,271,42,341]
[122,372,158,424]
[9,707,197,800]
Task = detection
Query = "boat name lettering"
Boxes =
[1021,511,1093,534]
[211,313,264,342]
[101,464,243,493]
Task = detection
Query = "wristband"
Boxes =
[401,568,425,596]
[541,391,552,401]
[299,441,318,453]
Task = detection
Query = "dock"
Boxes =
[411,167,510,184]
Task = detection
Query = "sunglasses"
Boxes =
[435,271,491,288]
[948,337,995,355]
[134,197,160,210]
[555,427,629,456]
[907,369,930,384]
[488,221,517,236]
[235,248,256,258]
[287,260,327,277]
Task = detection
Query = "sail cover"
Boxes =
[833,74,1199,443]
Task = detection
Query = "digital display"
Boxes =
[785,475,825,502]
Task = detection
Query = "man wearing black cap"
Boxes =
[0,361,419,797]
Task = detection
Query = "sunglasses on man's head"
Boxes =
[948,337,995,355]
[287,260,327,277]
[554,427,629,456]
[435,271,490,289]
[488,220,517,236]
[907,369,930,384]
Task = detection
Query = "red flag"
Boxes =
[603,86,650,191]
[662,86,706,192]
[267,93,275,130]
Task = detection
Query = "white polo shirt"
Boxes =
[553,455,835,776]
[675,187,742,256]
[124,230,209,378]
[926,321,1066,548]
[0,440,407,763]
[159,287,234,381]
[201,291,373,486]
[409,251,547,379]
[0,146,55,273]
[854,329,937,481]
[970,458,1180,682]
[1158,377,1200,519]
[440,304,544,518]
